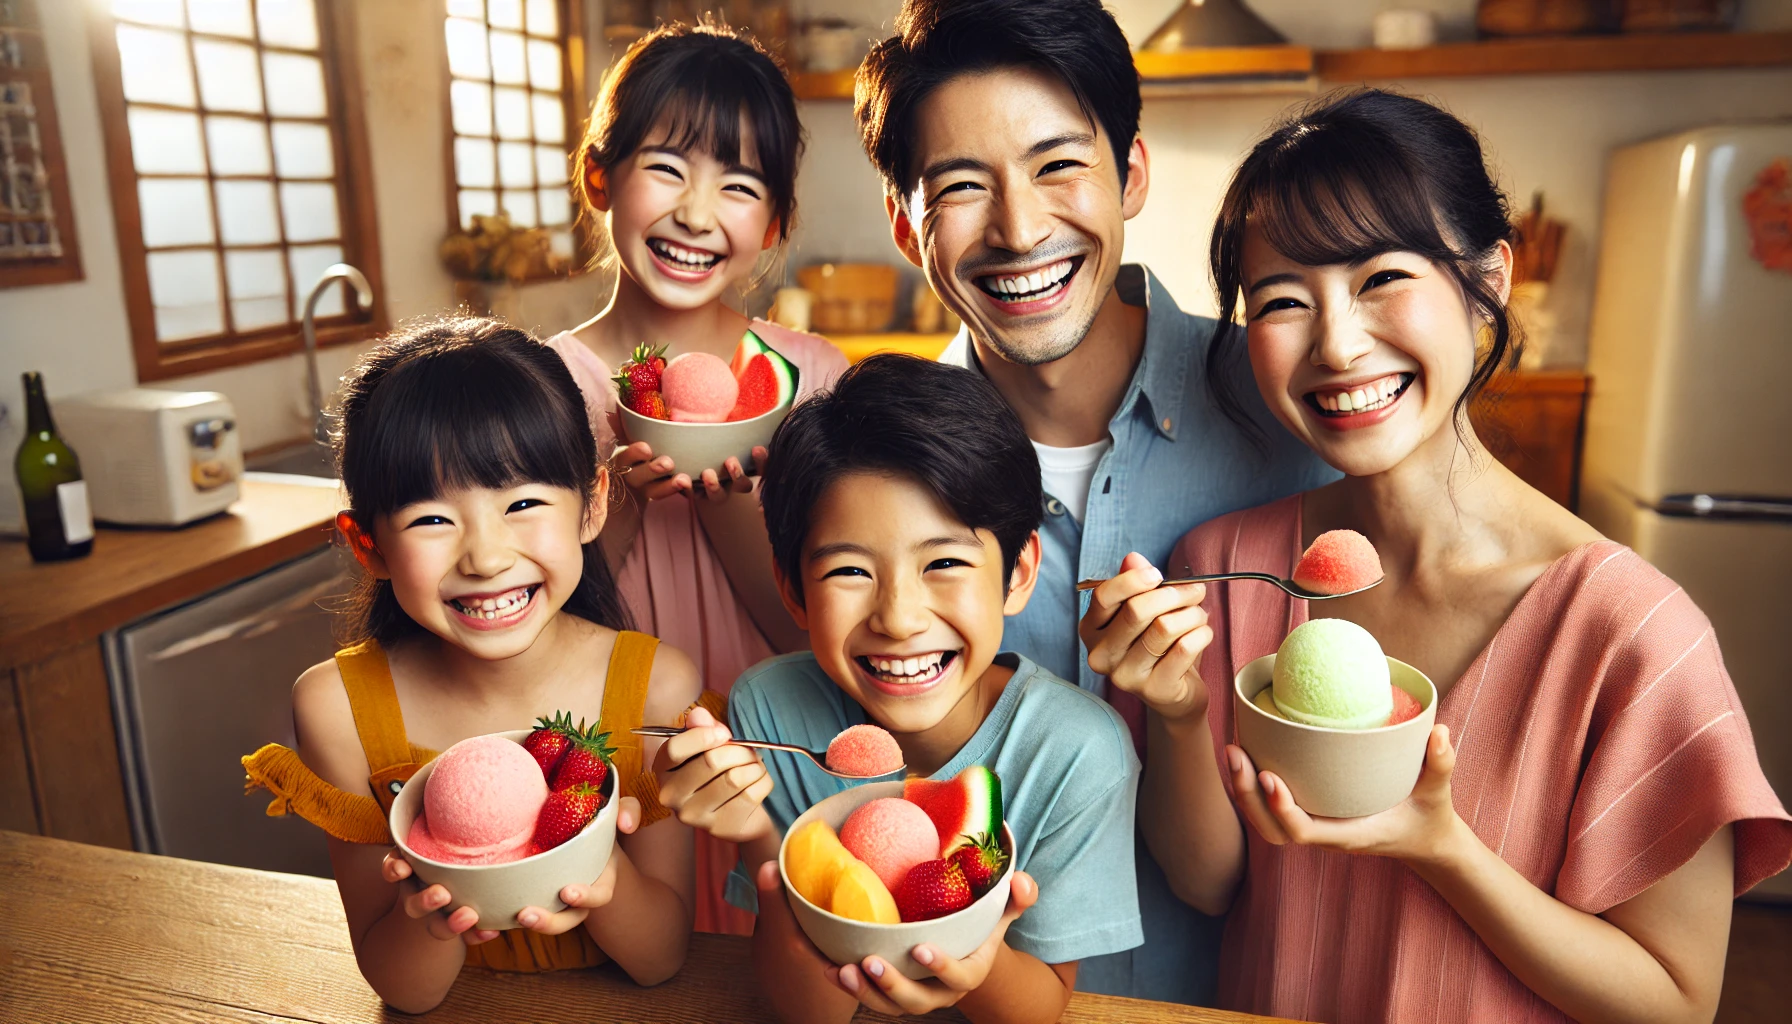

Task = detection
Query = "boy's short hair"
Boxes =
[760,354,1043,601]
[855,0,1141,197]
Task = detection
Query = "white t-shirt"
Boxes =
[1032,437,1111,523]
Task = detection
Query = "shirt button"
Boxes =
[1045,498,1066,516]
[1161,417,1173,431]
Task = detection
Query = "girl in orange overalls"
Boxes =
[244,318,720,1011]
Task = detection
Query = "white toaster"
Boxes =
[55,389,242,526]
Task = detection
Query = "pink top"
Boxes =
[1158,496,1792,1024]
[544,320,847,694]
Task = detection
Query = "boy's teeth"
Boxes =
[867,652,947,679]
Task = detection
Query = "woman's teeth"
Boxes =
[450,585,537,619]
[648,239,719,269]
[1313,373,1413,414]
[979,258,1076,302]
[860,651,955,682]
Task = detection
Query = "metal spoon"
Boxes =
[1074,571,1384,601]
[630,726,905,780]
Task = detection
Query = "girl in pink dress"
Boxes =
[1080,90,1792,1023]
[545,24,846,934]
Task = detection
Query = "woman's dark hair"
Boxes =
[331,316,630,645]
[855,0,1140,196]
[760,354,1042,602]
[1207,89,1519,439]
[579,21,802,241]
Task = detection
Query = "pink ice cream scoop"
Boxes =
[826,724,904,777]
[661,352,739,423]
[406,734,548,865]
[1293,530,1383,596]
[839,797,937,892]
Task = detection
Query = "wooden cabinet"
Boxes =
[1469,370,1591,510]
[0,480,337,848]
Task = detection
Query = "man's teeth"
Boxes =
[983,258,1074,300]
[866,652,948,680]
[649,239,719,269]
[451,586,534,619]
[1315,374,1409,414]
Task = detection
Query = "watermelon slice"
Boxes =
[902,766,1003,857]
[725,329,798,422]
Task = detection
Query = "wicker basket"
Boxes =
[797,263,898,334]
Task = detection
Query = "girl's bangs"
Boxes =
[1246,126,1457,269]
[346,348,590,517]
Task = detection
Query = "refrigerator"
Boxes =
[1581,123,1792,901]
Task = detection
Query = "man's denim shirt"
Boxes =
[941,264,1339,697]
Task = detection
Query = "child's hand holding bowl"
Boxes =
[609,410,765,506]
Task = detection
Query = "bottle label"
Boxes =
[57,481,93,543]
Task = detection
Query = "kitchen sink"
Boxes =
[244,441,335,480]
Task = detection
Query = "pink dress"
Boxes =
[1152,496,1792,1024]
[546,319,847,935]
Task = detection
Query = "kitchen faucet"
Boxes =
[301,264,373,444]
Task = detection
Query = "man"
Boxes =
[854,0,1336,1003]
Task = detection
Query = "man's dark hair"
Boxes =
[760,354,1043,603]
[854,0,1141,197]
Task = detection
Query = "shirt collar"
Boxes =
[937,263,1192,442]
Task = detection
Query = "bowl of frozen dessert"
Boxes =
[1234,618,1437,818]
[615,331,799,480]
[389,721,619,930]
[779,768,1014,979]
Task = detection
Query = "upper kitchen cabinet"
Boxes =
[86,0,384,382]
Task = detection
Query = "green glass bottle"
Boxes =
[15,372,94,562]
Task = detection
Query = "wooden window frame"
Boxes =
[0,0,83,289]
[87,0,386,383]
[440,0,587,268]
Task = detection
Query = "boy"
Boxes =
[654,355,1141,1023]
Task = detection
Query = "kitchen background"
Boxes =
[6,0,1792,510]
[1,0,1790,969]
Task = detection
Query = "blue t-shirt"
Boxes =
[724,652,1144,967]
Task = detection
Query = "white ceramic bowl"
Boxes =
[1233,654,1438,819]
[778,780,1015,980]
[389,729,619,930]
[617,389,794,480]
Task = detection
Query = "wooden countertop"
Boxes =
[0,831,1287,1024]
[0,478,340,668]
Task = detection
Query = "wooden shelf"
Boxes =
[790,32,1792,100]
[829,331,955,364]
[1134,45,1313,80]
[1318,31,1792,80]
[790,68,858,102]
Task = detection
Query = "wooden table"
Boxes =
[0,479,340,848]
[0,831,1286,1024]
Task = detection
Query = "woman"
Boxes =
[1080,90,1791,1023]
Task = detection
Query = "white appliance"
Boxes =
[1582,123,1792,901]
[55,389,241,526]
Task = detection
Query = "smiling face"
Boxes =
[890,67,1146,367]
[365,480,602,661]
[590,117,779,311]
[777,471,1038,745]
[1241,224,1509,476]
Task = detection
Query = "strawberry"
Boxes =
[531,782,605,852]
[522,711,581,780]
[612,343,668,398]
[946,832,1007,898]
[625,389,670,420]
[550,723,617,792]
[892,858,973,922]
